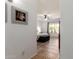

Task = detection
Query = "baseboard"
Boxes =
[28,52,37,59]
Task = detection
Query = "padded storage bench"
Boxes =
[37,33,50,42]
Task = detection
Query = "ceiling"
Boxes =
[37,0,60,18]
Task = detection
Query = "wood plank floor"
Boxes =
[32,38,59,59]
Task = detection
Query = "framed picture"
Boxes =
[11,6,28,25]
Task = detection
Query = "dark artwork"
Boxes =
[16,10,26,22]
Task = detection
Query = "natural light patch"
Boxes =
[37,26,41,34]
[49,23,59,34]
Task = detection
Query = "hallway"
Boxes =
[32,38,59,59]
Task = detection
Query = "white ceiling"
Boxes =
[37,0,60,18]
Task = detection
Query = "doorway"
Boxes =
[32,0,60,59]
[48,21,60,50]
[48,22,60,38]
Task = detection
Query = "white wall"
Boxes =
[60,0,73,59]
[37,20,47,33]
[41,21,47,33]
[5,0,37,59]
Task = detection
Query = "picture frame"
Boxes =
[11,6,28,25]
